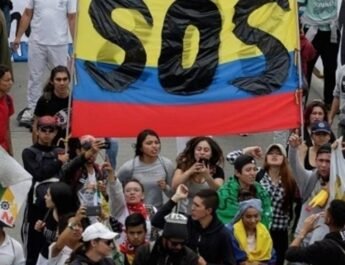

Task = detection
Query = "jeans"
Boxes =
[105,138,119,169]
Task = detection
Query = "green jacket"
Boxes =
[216,177,272,228]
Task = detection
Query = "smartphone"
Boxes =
[198,158,209,167]
[100,141,110,149]
[86,205,101,216]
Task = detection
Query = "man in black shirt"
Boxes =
[22,115,68,265]
[286,199,345,265]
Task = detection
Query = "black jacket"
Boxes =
[286,231,345,265]
[22,143,63,183]
[66,253,116,265]
[151,200,236,265]
[60,154,105,194]
[133,237,198,265]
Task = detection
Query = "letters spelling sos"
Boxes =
[86,0,293,96]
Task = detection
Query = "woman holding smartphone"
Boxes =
[172,136,225,213]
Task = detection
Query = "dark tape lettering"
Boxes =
[230,0,291,95]
[86,0,153,92]
[158,0,221,95]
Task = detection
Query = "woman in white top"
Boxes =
[117,129,174,209]
[0,225,25,265]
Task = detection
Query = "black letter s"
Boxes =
[231,0,291,95]
[85,0,153,92]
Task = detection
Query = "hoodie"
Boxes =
[151,199,238,265]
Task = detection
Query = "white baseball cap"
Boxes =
[82,222,118,242]
[266,143,287,157]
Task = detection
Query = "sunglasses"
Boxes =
[168,239,185,247]
[101,239,114,246]
[39,127,56,133]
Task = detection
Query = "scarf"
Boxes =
[127,202,148,219]
[120,241,136,265]
[233,220,272,263]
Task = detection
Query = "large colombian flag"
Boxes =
[72,0,300,137]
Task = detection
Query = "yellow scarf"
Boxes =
[233,220,272,263]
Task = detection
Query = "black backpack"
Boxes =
[28,146,62,208]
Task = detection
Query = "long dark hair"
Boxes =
[49,182,79,217]
[263,156,297,212]
[304,101,328,128]
[134,129,161,157]
[43,65,70,100]
[176,136,224,171]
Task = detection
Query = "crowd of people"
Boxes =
[1,0,345,265]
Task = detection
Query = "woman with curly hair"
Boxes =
[172,136,225,213]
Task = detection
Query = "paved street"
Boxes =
[7,62,325,241]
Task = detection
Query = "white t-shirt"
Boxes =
[48,242,73,265]
[0,233,25,265]
[26,0,77,45]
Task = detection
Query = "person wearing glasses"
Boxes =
[133,211,199,265]
[21,115,69,265]
[65,222,118,265]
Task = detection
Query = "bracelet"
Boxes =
[68,223,76,230]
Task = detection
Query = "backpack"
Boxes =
[28,146,62,207]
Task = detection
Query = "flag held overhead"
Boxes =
[72,0,300,137]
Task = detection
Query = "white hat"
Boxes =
[82,222,118,242]
[266,143,287,157]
